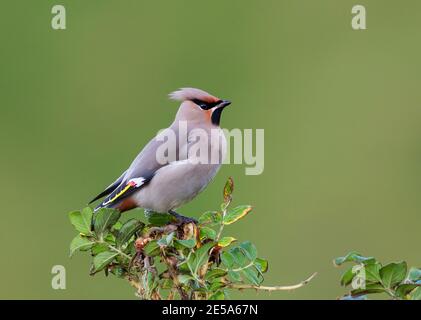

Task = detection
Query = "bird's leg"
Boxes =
[168,210,198,224]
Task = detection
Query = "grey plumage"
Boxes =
[89,88,230,219]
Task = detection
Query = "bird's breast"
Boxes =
[185,126,226,165]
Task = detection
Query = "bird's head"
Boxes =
[169,88,231,126]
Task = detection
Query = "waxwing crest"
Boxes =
[169,88,219,104]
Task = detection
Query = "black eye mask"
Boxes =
[191,99,222,110]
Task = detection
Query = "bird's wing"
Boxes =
[88,170,127,204]
[94,176,153,211]
[92,128,181,210]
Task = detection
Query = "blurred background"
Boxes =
[1,0,420,299]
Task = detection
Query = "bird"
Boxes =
[89,88,231,224]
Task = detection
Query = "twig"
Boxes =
[227,272,317,291]
[161,248,189,300]
[127,277,141,291]
[231,262,254,272]
[107,244,132,260]
[215,206,229,241]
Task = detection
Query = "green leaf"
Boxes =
[91,243,108,255]
[104,233,116,244]
[198,211,222,225]
[365,262,382,283]
[380,262,407,288]
[177,259,190,273]
[339,261,381,288]
[112,221,123,231]
[242,267,261,285]
[340,267,355,286]
[223,205,252,225]
[205,268,227,281]
[255,258,269,274]
[92,251,118,273]
[174,238,197,249]
[177,274,194,285]
[209,291,225,300]
[147,213,176,226]
[161,279,173,290]
[110,266,126,278]
[194,242,215,269]
[410,287,421,300]
[209,280,225,291]
[115,219,144,248]
[199,226,216,241]
[396,284,419,299]
[223,177,234,203]
[69,208,93,235]
[333,252,375,266]
[94,208,121,238]
[188,242,214,275]
[350,283,385,296]
[221,251,235,269]
[231,246,249,267]
[143,240,160,257]
[158,232,175,247]
[69,235,93,257]
[217,237,237,248]
[125,241,136,255]
[146,272,158,293]
[228,270,241,282]
[239,241,257,261]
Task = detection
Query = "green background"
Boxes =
[1,0,420,299]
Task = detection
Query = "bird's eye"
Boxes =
[192,99,212,110]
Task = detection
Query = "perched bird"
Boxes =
[89,88,231,223]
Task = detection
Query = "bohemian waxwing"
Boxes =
[89,88,231,223]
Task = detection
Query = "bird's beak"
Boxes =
[220,100,231,108]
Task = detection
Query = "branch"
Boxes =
[127,277,141,291]
[106,243,132,260]
[227,272,317,292]
[161,248,189,300]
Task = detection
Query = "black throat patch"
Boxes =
[211,107,225,126]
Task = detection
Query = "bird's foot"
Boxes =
[168,210,198,225]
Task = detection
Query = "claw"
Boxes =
[168,210,198,225]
